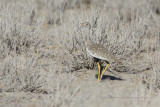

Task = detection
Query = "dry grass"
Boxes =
[0,0,160,107]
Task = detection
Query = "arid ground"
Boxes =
[0,0,160,107]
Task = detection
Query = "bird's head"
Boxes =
[80,22,91,29]
[80,22,92,41]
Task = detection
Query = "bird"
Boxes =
[80,22,121,81]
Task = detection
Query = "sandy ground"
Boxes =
[0,69,155,107]
[0,0,160,107]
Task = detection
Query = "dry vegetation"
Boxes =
[0,0,160,107]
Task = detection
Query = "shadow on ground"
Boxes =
[95,74,124,81]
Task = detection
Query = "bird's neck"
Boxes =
[86,29,92,41]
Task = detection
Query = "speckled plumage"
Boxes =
[80,22,121,81]
[85,40,120,63]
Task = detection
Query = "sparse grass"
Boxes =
[0,0,160,107]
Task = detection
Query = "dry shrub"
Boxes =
[0,0,160,106]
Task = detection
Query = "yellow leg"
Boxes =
[100,64,109,80]
[97,62,101,81]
